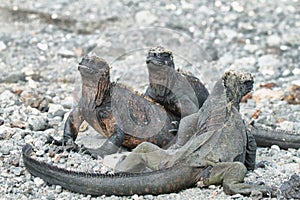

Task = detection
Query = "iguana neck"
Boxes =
[224,81,242,111]
[81,75,110,108]
[148,67,175,97]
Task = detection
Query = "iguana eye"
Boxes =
[243,80,253,91]
[149,52,157,57]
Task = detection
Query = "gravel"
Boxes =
[0,0,299,199]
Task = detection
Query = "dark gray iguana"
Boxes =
[145,46,209,118]
[22,70,272,196]
[146,46,300,149]
[47,54,181,157]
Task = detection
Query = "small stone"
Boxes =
[208,185,216,189]
[282,69,291,77]
[280,45,289,51]
[258,55,280,77]
[0,41,6,51]
[35,150,44,156]
[267,35,281,46]
[34,177,45,188]
[252,88,284,103]
[10,166,22,176]
[28,116,48,131]
[53,110,66,118]
[0,72,26,83]
[131,194,140,200]
[279,121,294,131]
[0,90,16,102]
[55,185,63,193]
[282,31,300,45]
[24,134,33,143]
[218,53,233,66]
[58,48,76,58]
[48,103,65,115]
[0,142,14,155]
[231,1,244,12]
[244,44,258,53]
[10,120,26,129]
[271,145,280,152]
[221,29,237,40]
[231,194,243,199]
[37,42,48,51]
[135,10,157,25]
[282,163,300,173]
[292,68,300,76]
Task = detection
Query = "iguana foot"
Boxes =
[46,135,65,146]
[203,162,275,197]
[80,139,121,159]
[46,135,82,153]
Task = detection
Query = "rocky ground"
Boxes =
[0,0,299,199]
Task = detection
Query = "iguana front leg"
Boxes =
[244,128,257,171]
[47,107,84,146]
[83,126,125,158]
[201,162,274,197]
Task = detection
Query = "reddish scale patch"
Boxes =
[128,96,150,126]
[99,114,116,138]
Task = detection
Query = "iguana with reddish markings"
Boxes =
[22,70,276,197]
[146,46,300,149]
[48,48,211,157]
[47,54,180,157]
[145,46,209,118]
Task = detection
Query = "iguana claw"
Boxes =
[46,135,82,153]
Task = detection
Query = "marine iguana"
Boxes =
[47,54,180,157]
[22,70,273,197]
[146,46,300,149]
[145,46,209,118]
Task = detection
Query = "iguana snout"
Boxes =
[78,54,110,75]
[146,46,175,69]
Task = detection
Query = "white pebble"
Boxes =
[34,177,45,188]
[37,42,48,51]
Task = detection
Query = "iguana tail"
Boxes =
[250,124,300,149]
[22,144,203,196]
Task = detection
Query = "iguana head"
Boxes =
[146,46,175,69]
[78,54,110,87]
[78,54,110,106]
[222,70,253,109]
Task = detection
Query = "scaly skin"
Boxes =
[146,47,300,149]
[249,123,300,149]
[22,144,204,196]
[22,70,273,197]
[115,71,270,196]
[48,55,179,157]
[145,46,209,118]
[146,46,300,149]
